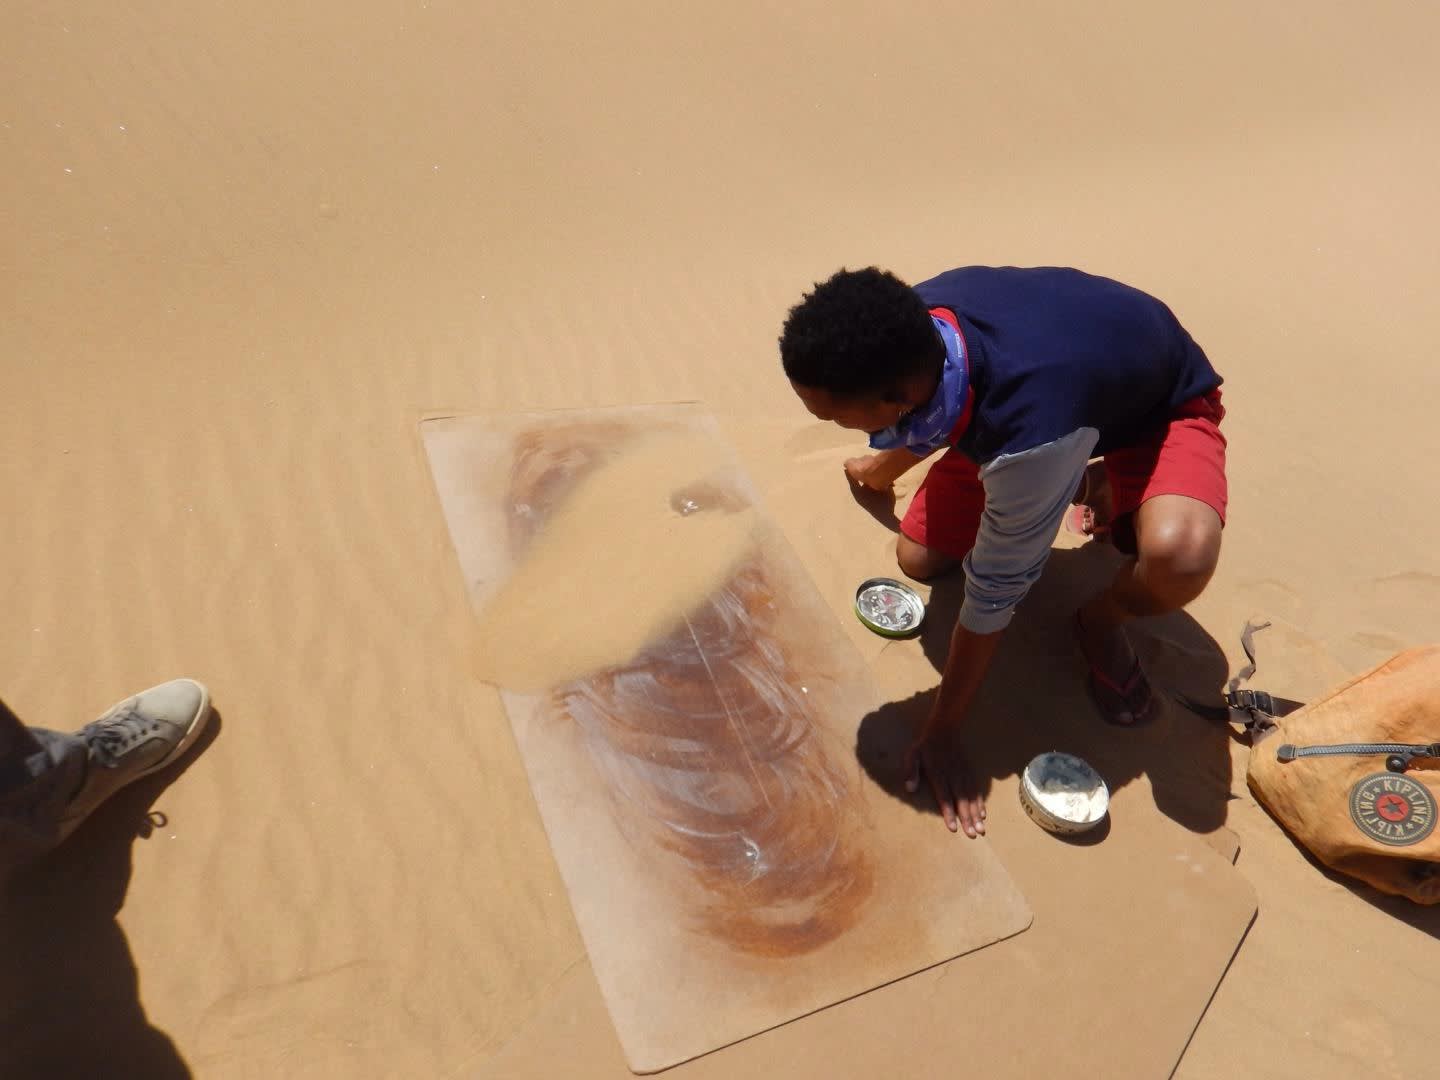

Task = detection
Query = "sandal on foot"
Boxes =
[1075,613,1156,727]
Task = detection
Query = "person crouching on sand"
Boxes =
[780,266,1227,837]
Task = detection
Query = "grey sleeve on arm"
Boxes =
[959,428,1100,634]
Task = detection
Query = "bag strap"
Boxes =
[1177,620,1300,735]
[1224,620,1279,733]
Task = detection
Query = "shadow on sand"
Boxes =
[0,711,221,1079]
[854,543,1236,843]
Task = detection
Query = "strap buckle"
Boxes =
[1225,688,1277,717]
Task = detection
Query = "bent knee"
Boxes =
[1139,514,1221,586]
[896,535,957,582]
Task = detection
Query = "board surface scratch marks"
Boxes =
[420,405,1031,1073]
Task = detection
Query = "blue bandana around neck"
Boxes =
[867,314,968,453]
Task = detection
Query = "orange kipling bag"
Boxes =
[1215,624,1440,904]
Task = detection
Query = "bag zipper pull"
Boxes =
[1276,741,1440,770]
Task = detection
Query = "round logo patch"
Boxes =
[1349,773,1437,847]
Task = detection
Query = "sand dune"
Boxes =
[3,2,1438,1077]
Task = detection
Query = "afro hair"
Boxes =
[779,267,942,399]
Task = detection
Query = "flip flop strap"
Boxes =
[1090,655,1150,710]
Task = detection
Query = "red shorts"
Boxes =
[900,390,1228,559]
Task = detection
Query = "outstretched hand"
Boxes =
[903,732,987,837]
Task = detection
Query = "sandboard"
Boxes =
[420,405,1032,1073]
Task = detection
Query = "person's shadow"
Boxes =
[855,542,1237,844]
[0,711,221,1079]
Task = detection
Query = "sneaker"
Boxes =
[57,678,211,840]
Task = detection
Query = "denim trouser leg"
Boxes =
[0,697,88,861]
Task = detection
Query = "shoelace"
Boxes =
[87,704,161,768]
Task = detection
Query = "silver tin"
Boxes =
[853,577,926,638]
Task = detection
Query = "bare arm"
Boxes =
[903,429,1097,835]
[844,446,934,491]
[922,623,1004,740]
[904,624,1002,836]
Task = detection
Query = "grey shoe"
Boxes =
[57,679,211,840]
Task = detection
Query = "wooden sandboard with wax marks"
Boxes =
[419,404,1031,1074]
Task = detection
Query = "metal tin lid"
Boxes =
[853,577,925,638]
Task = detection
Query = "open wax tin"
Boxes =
[853,577,925,638]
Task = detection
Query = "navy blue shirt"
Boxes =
[914,266,1222,463]
[884,266,1225,632]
